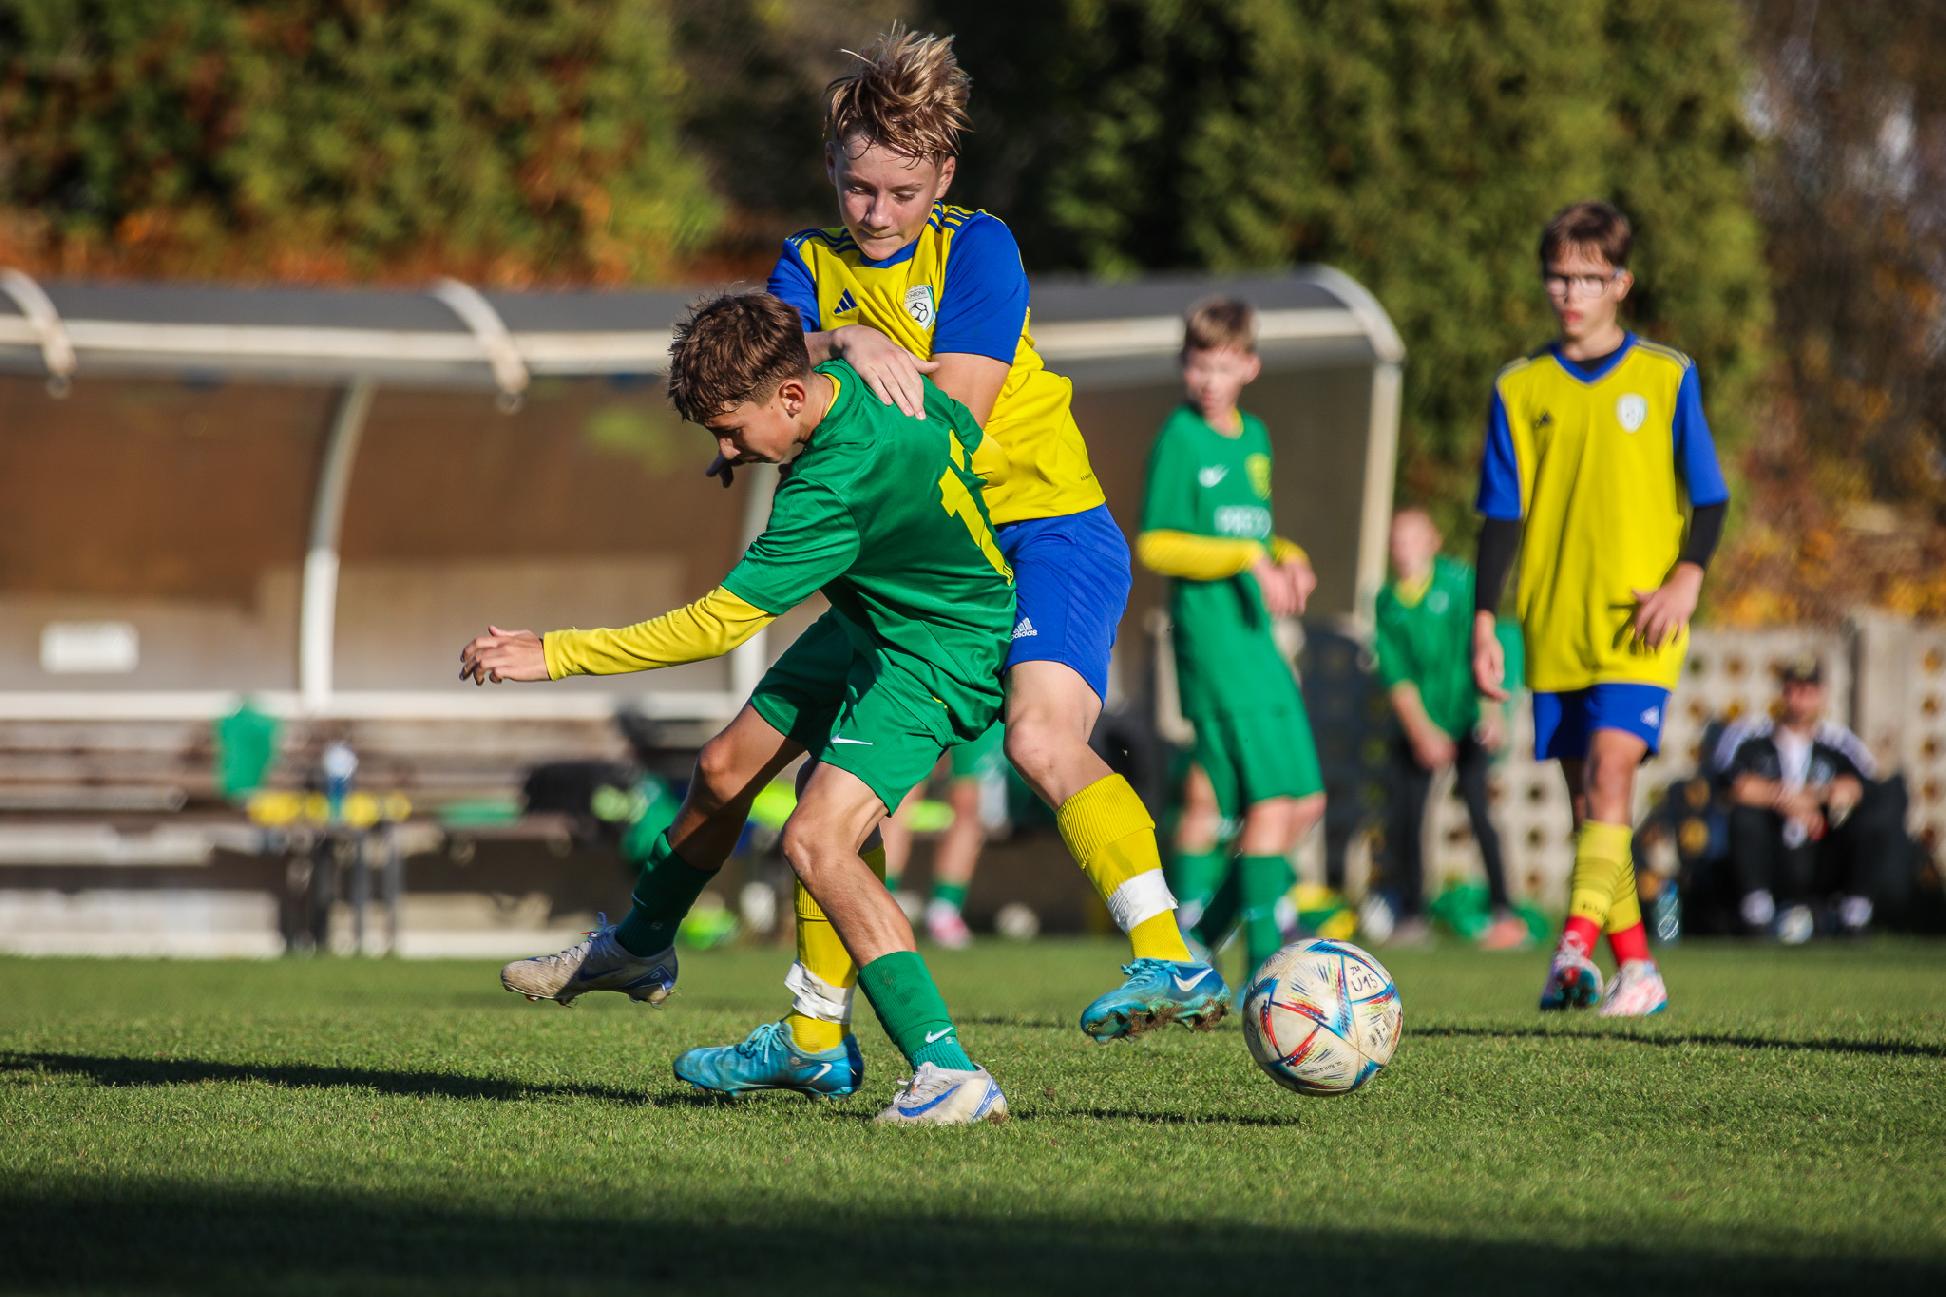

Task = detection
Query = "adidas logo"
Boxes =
[834,289,857,314]
[1011,617,1038,641]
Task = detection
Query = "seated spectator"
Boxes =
[1717,656,1898,941]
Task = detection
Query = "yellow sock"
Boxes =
[782,844,887,1053]
[1567,821,1631,940]
[1056,775,1192,962]
[1605,844,1643,934]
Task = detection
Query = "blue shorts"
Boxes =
[995,503,1131,703]
[1531,684,1670,762]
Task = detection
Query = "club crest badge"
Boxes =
[1616,393,1647,433]
[904,285,936,328]
[1247,453,1272,499]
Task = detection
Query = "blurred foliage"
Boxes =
[0,0,717,283]
[1709,1,1946,624]
[669,0,912,276]
[6,1,1946,625]
[934,0,1770,534]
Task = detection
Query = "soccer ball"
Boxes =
[1242,938,1402,1096]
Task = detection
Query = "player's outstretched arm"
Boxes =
[459,591,777,685]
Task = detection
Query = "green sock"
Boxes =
[1189,862,1241,951]
[856,951,974,1071]
[884,873,901,894]
[1168,848,1227,925]
[1239,853,1295,973]
[613,832,713,956]
[931,880,969,912]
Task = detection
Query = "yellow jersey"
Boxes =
[1476,333,1729,693]
[767,202,1105,526]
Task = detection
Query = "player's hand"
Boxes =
[459,626,548,685]
[832,324,940,419]
[1412,726,1458,770]
[1472,612,1509,702]
[1252,556,1298,618]
[1475,708,1506,754]
[705,454,735,489]
[1632,563,1704,650]
[1281,558,1318,615]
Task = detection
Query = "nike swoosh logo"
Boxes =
[1172,971,1208,993]
[807,1062,833,1082]
[829,736,873,746]
[923,1027,953,1044]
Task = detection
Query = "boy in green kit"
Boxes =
[1138,297,1324,986]
[1373,506,1527,949]
[460,291,1013,1125]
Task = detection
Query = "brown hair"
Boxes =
[665,292,811,424]
[824,25,971,160]
[1183,297,1257,355]
[1539,200,1632,269]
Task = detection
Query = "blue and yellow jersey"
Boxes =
[767,202,1105,527]
[1476,332,1729,693]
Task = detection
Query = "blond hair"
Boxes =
[666,293,811,424]
[824,26,971,160]
[1183,297,1257,355]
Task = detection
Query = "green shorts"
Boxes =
[1191,703,1323,821]
[750,612,971,815]
[948,720,1007,782]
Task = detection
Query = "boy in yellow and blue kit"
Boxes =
[1472,201,1729,1017]
[659,31,1225,1099]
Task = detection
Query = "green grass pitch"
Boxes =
[2,939,1942,1295]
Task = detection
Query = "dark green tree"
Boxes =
[933,0,1770,527]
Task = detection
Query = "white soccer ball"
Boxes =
[1242,938,1403,1096]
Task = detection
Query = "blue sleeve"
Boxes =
[1475,389,1523,519]
[765,241,820,333]
[1672,365,1729,506]
[931,214,1029,362]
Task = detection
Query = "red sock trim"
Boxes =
[1561,916,1601,957]
[1607,922,1651,964]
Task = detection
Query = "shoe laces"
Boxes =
[530,915,605,969]
[893,1061,953,1103]
[1119,958,1172,984]
[736,1021,786,1058]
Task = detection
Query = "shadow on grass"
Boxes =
[0,1183,1937,1297]
[0,1049,1300,1127]
[0,1050,657,1106]
[1416,1026,1946,1059]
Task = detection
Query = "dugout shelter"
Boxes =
[0,266,1403,731]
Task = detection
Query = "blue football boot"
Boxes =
[1538,945,1604,1011]
[673,1020,863,1098]
[1079,959,1230,1041]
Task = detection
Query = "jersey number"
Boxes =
[940,432,1011,579]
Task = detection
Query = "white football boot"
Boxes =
[499,917,676,1006]
[1598,959,1669,1017]
[873,1063,1009,1126]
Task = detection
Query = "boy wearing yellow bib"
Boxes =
[1472,202,1729,1017]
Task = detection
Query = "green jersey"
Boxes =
[1373,555,1523,736]
[1141,404,1296,716]
[722,361,1014,741]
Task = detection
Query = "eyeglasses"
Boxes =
[1543,269,1620,299]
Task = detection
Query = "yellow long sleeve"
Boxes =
[1136,530,1265,581]
[1270,536,1309,565]
[543,587,776,680]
